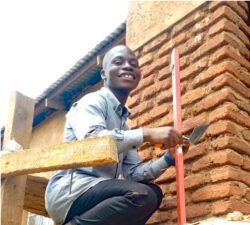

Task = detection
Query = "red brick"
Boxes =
[127,118,138,129]
[211,45,250,71]
[225,32,249,58]
[206,120,243,137]
[158,40,174,58]
[171,9,204,37]
[143,32,168,54]
[182,87,206,106]
[127,95,140,109]
[191,182,244,202]
[211,136,250,156]
[147,210,173,224]
[154,147,165,158]
[209,103,250,129]
[212,199,250,216]
[142,85,157,100]
[173,32,188,46]
[160,195,177,210]
[193,32,248,63]
[209,1,248,22]
[243,158,250,171]
[209,5,249,36]
[184,142,209,161]
[169,182,176,194]
[191,32,227,62]
[242,130,250,142]
[237,100,250,115]
[138,52,153,67]
[192,87,236,115]
[184,173,209,190]
[157,67,171,81]
[181,57,208,81]
[138,104,171,127]
[155,167,176,184]
[138,142,152,151]
[155,55,170,72]
[155,77,172,93]
[209,72,250,99]
[157,32,189,58]
[140,65,154,79]
[208,18,249,46]
[209,166,248,185]
[137,149,153,162]
[179,54,190,70]
[183,113,208,133]
[152,112,173,128]
[150,104,170,122]
[226,1,248,21]
[159,184,170,196]
[156,89,172,105]
[196,61,250,88]
[192,149,243,172]
[140,56,169,79]
[130,100,154,118]
[179,33,204,57]
[246,189,250,202]
[139,75,155,90]
[186,203,210,219]
[238,1,248,13]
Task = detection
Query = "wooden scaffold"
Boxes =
[1,92,118,225]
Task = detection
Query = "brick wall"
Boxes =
[127,1,250,224]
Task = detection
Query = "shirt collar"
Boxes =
[100,87,130,118]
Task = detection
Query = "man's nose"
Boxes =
[122,61,133,71]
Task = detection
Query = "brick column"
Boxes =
[126,1,250,224]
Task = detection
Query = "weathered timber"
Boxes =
[23,175,49,217]
[1,136,118,177]
[1,92,35,225]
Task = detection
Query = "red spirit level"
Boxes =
[171,48,187,225]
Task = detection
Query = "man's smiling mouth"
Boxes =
[119,73,136,80]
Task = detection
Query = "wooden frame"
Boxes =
[1,92,118,224]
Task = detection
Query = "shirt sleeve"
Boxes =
[122,149,170,182]
[66,93,143,154]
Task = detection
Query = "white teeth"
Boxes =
[124,74,134,79]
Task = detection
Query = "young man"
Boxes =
[45,45,189,225]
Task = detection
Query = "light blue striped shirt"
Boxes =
[45,87,169,224]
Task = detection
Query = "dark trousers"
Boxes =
[64,179,163,225]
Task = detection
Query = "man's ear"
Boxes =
[101,69,107,80]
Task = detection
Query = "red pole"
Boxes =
[171,48,187,225]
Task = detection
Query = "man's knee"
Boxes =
[125,182,162,211]
[147,183,163,207]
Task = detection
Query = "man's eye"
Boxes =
[130,60,139,67]
[113,59,123,65]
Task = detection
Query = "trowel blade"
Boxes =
[188,124,209,144]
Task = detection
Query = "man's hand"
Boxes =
[167,138,190,160]
[143,126,183,149]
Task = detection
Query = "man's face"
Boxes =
[101,46,141,94]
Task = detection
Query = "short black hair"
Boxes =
[102,45,134,70]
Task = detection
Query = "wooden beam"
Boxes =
[1,136,118,177]
[1,91,35,225]
[45,98,65,110]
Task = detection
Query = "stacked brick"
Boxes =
[127,1,250,224]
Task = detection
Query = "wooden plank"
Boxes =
[1,136,118,177]
[1,91,35,225]
[45,98,65,110]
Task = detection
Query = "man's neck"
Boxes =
[106,87,129,106]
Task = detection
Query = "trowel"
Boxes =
[183,124,209,144]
